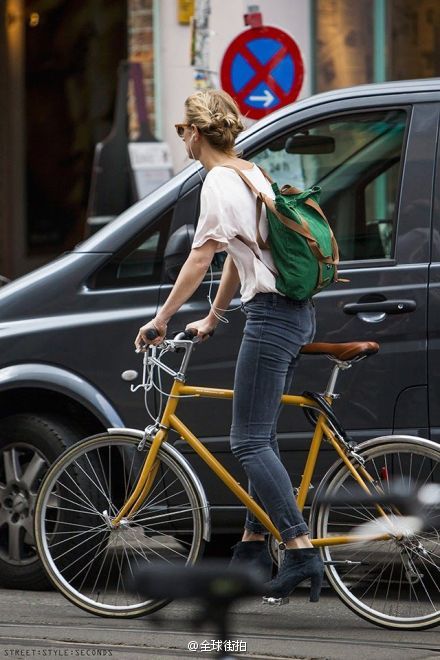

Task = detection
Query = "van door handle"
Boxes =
[343,300,417,315]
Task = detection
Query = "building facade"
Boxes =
[1,0,439,278]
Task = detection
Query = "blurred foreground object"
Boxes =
[129,561,262,659]
[318,481,440,536]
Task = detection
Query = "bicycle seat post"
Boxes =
[324,360,351,398]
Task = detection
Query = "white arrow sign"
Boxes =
[249,89,275,107]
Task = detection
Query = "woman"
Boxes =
[135,89,324,604]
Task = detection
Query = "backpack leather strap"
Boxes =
[219,164,270,249]
[264,196,338,264]
[235,235,278,277]
[280,184,329,222]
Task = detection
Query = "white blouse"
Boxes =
[192,164,279,303]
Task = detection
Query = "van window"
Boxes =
[90,208,173,289]
[252,109,407,261]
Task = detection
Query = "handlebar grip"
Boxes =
[183,328,198,339]
[146,328,159,340]
[173,328,198,341]
[174,328,215,341]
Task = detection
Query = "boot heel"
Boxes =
[309,571,323,602]
[263,547,324,603]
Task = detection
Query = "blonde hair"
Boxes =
[185,89,244,154]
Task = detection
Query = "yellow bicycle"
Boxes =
[34,332,440,629]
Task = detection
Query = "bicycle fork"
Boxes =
[109,430,165,528]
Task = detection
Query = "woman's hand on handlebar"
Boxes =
[135,315,215,351]
[135,317,167,351]
[185,316,217,342]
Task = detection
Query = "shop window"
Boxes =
[388,0,440,80]
[314,0,374,92]
[314,0,440,93]
[25,0,127,255]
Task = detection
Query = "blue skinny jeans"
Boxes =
[230,292,316,543]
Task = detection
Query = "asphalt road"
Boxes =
[0,585,439,660]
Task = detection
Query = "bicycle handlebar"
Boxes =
[136,327,201,353]
[145,328,198,341]
[174,328,199,341]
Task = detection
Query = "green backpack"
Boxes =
[226,165,343,301]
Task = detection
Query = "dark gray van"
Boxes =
[1,79,439,589]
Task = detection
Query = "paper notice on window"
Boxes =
[128,142,174,199]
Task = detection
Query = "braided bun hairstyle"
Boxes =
[185,89,244,154]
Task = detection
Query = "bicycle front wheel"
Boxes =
[313,435,440,630]
[34,432,208,618]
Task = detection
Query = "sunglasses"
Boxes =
[175,123,189,138]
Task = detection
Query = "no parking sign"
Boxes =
[220,26,304,120]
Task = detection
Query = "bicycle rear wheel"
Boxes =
[34,432,208,618]
[312,435,440,630]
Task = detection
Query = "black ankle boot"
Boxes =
[229,541,273,582]
[262,548,324,605]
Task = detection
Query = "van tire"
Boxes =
[0,413,89,590]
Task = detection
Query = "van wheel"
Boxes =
[0,414,89,590]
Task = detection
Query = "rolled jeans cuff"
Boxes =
[245,520,268,535]
[281,522,309,543]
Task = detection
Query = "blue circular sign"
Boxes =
[221,26,304,119]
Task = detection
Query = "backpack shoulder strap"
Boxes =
[219,163,262,195]
[219,163,269,249]
[255,164,273,184]
[235,235,278,277]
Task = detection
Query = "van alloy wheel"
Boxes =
[0,443,48,565]
[0,414,93,590]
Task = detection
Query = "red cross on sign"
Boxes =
[220,26,304,120]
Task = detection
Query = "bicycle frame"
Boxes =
[112,353,390,548]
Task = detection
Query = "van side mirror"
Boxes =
[164,224,195,282]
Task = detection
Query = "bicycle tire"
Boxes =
[311,435,440,630]
[34,432,208,618]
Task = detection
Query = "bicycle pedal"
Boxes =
[262,596,289,606]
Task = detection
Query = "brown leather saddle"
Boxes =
[300,341,379,361]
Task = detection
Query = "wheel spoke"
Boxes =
[87,536,113,597]
[21,453,46,490]
[22,515,34,540]
[57,474,103,514]
[44,517,104,531]
[3,448,21,483]
[133,505,204,525]
[71,459,117,516]
[48,490,102,516]
[60,534,112,583]
[48,523,108,550]
[52,526,108,563]
[115,531,173,564]
[127,521,189,559]
[8,523,21,560]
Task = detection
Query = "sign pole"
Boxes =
[191,0,214,89]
